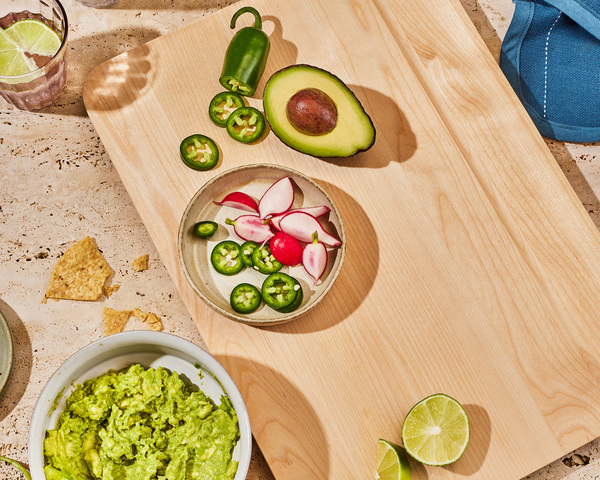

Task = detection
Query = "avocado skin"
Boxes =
[263,64,376,158]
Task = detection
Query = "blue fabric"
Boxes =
[500,0,600,142]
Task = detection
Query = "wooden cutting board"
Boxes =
[83,0,600,478]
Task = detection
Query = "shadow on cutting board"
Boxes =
[444,403,491,476]
[320,85,417,169]
[214,355,329,478]
[264,179,378,334]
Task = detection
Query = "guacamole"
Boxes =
[43,364,240,480]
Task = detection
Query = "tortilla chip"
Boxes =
[133,307,163,332]
[103,307,132,335]
[45,237,112,301]
[103,284,120,298]
[132,254,149,272]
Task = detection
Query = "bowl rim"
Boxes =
[178,163,346,326]
[28,331,251,479]
[0,309,14,397]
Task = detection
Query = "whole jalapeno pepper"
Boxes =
[219,6,270,97]
[226,106,266,143]
[180,134,219,171]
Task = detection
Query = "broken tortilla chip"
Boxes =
[103,284,120,298]
[45,237,112,301]
[132,254,149,272]
[103,307,132,335]
[133,307,164,332]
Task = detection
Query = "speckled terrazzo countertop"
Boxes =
[1,1,599,479]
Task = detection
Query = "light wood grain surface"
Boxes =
[80,0,600,478]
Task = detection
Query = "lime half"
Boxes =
[401,393,469,466]
[375,439,411,480]
[0,19,61,77]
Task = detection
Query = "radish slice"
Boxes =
[270,205,331,231]
[214,191,258,212]
[279,211,342,247]
[225,215,274,243]
[258,177,294,220]
[303,232,328,285]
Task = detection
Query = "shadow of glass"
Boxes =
[213,354,329,478]
[42,27,161,116]
[264,179,378,334]
[83,43,154,113]
[0,300,32,423]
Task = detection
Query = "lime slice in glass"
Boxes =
[0,28,37,76]
[375,439,411,480]
[0,19,61,77]
[401,393,469,466]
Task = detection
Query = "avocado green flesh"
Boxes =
[43,364,240,480]
[263,65,375,157]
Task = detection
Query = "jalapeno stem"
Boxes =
[230,6,263,30]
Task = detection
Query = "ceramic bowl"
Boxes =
[29,331,251,479]
[178,163,346,326]
[0,309,13,396]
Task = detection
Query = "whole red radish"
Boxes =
[270,231,303,266]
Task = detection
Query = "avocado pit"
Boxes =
[286,88,337,136]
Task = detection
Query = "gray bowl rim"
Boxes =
[178,163,346,326]
[28,331,251,479]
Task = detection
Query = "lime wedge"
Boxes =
[375,439,411,480]
[0,19,61,77]
[401,393,469,466]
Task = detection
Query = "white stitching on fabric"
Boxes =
[544,12,562,118]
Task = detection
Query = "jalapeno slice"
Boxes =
[209,91,245,127]
[240,240,259,267]
[180,134,219,171]
[230,282,262,314]
[261,272,301,311]
[210,240,244,275]
[225,107,266,143]
[251,244,282,274]
[193,221,218,239]
[277,280,303,313]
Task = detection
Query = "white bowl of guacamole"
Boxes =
[29,331,251,479]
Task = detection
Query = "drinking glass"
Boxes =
[0,0,68,110]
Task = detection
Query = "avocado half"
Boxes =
[263,64,376,158]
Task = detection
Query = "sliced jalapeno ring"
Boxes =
[210,240,244,275]
[180,134,219,171]
[277,280,303,313]
[230,282,262,314]
[193,221,218,239]
[261,272,300,310]
[251,244,282,274]
[209,91,245,127]
[225,106,266,143]
[240,240,259,267]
